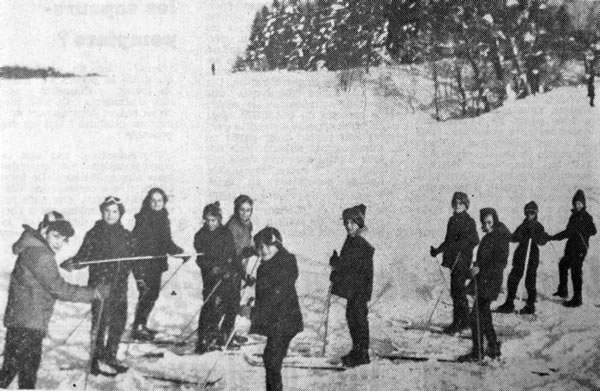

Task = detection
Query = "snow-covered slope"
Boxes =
[0,69,599,389]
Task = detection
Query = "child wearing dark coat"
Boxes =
[130,188,185,341]
[430,192,480,334]
[62,196,134,375]
[496,201,549,315]
[250,227,303,391]
[0,212,108,389]
[193,202,239,353]
[330,204,374,368]
[549,189,597,307]
[458,208,510,362]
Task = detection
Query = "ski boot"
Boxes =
[342,351,370,368]
[517,303,535,315]
[563,297,582,308]
[130,324,154,341]
[194,342,208,355]
[494,301,515,314]
[90,357,118,377]
[552,289,568,299]
[456,350,481,363]
[442,321,468,335]
[486,341,501,360]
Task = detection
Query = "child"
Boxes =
[496,201,548,315]
[430,192,480,334]
[458,208,510,362]
[0,212,108,388]
[329,204,374,367]
[250,227,303,391]
[225,195,257,341]
[62,196,134,375]
[130,188,185,341]
[549,189,597,307]
[193,202,238,353]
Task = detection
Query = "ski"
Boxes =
[141,375,218,386]
[377,350,503,365]
[243,352,346,371]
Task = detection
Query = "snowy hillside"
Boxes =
[0,69,599,389]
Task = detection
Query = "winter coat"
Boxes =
[470,222,511,301]
[132,209,183,274]
[250,248,303,338]
[437,211,480,269]
[4,225,95,334]
[194,225,239,294]
[71,220,134,298]
[511,219,548,263]
[330,235,374,302]
[552,209,597,257]
[226,216,253,258]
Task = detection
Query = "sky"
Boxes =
[0,0,268,75]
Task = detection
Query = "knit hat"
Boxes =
[572,189,586,208]
[234,194,253,214]
[203,201,222,220]
[253,226,283,248]
[524,201,538,215]
[99,196,125,216]
[452,192,470,209]
[38,211,65,231]
[342,204,366,228]
[46,220,75,238]
[480,207,499,226]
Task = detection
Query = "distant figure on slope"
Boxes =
[250,227,303,391]
[193,202,239,353]
[496,201,549,315]
[130,188,186,341]
[330,204,374,367]
[457,208,510,362]
[0,213,108,389]
[211,63,216,76]
[62,196,134,376]
[225,195,257,344]
[548,190,597,307]
[430,192,480,334]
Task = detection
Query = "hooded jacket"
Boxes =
[71,220,134,297]
[437,211,480,269]
[132,209,183,273]
[330,234,374,301]
[250,248,303,338]
[4,226,95,333]
[471,222,511,300]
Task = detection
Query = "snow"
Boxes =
[0,68,599,389]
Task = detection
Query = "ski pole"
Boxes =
[176,279,224,342]
[200,327,238,390]
[77,253,203,266]
[320,284,333,356]
[517,238,532,305]
[84,298,105,391]
[159,258,189,291]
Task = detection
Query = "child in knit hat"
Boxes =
[329,204,374,367]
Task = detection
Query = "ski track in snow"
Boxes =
[0,70,599,389]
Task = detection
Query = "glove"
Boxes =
[243,275,256,287]
[241,246,258,259]
[94,284,111,300]
[329,250,339,267]
[430,246,438,257]
[60,258,80,272]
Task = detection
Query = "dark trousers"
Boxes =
[132,267,163,327]
[506,251,539,305]
[221,277,241,338]
[450,262,470,326]
[263,333,295,391]
[0,327,45,389]
[92,294,128,359]
[470,298,496,355]
[558,253,585,300]
[197,278,224,347]
[346,298,369,353]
